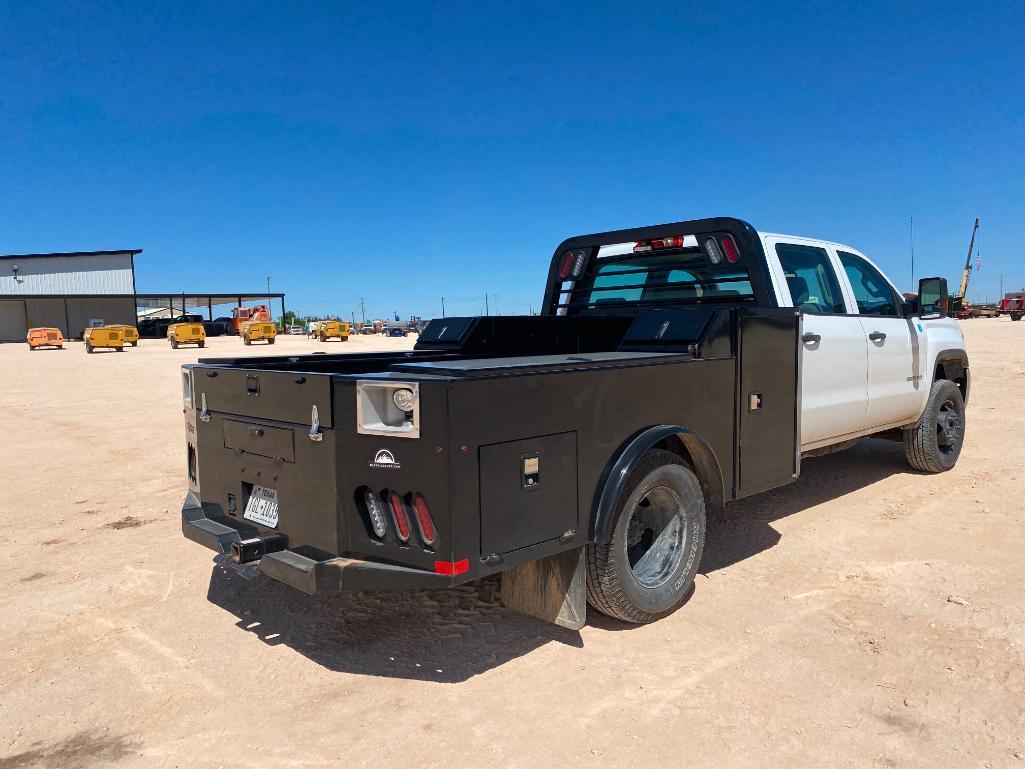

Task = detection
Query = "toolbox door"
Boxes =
[479,432,577,558]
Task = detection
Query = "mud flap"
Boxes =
[500,547,586,630]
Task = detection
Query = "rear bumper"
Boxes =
[181,492,451,594]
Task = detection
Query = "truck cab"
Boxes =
[180,217,968,628]
[758,233,967,450]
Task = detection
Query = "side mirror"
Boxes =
[917,276,948,319]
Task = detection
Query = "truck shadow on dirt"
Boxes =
[206,438,910,680]
[206,567,584,683]
[699,438,910,573]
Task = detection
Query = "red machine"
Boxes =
[1004,296,1024,321]
[232,305,271,334]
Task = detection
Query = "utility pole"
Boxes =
[484,294,489,316]
[359,297,366,326]
[267,276,271,293]
[909,217,914,289]
[492,294,499,316]
[441,297,446,318]
[1000,273,1004,299]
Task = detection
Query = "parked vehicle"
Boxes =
[360,324,376,335]
[181,217,969,629]
[168,322,205,349]
[313,320,349,341]
[242,321,277,345]
[83,326,124,353]
[387,327,408,337]
[139,314,225,338]
[106,324,139,346]
[1008,297,1024,321]
[289,325,305,335]
[232,305,271,335]
[26,327,63,350]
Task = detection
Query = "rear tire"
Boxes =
[86,343,94,353]
[267,337,275,345]
[586,449,706,624]
[243,335,251,345]
[904,379,965,473]
[198,340,205,348]
[171,339,178,349]
[116,347,124,352]
[319,333,325,342]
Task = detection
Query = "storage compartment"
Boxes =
[223,419,296,462]
[479,432,577,557]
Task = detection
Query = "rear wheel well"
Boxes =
[652,433,725,512]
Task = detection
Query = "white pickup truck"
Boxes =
[181,217,969,627]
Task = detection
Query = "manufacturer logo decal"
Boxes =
[370,449,400,469]
[916,323,924,332]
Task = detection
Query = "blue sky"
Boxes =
[2,1,1022,319]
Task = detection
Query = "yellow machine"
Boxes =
[316,320,349,341]
[105,324,139,346]
[83,326,125,353]
[167,322,206,349]
[27,327,64,350]
[241,320,277,345]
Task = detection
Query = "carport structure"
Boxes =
[135,293,286,322]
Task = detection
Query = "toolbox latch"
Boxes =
[309,404,323,442]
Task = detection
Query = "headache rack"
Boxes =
[542,217,778,315]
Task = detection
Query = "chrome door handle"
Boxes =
[868,331,887,342]
[801,332,821,343]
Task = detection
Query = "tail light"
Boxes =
[388,492,411,542]
[559,251,574,279]
[412,494,436,546]
[720,234,741,264]
[702,237,723,265]
[364,489,388,539]
[559,250,589,280]
[635,235,684,253]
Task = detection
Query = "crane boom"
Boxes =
[957,216,981,301]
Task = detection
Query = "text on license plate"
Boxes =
[243,485,279,528]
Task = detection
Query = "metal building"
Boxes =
[0,249,141,341]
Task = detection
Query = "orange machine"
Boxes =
[27,327,64,350]
[231,305,271,335]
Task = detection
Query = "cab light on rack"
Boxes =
[720,234,741,264]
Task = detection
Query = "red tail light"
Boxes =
[720,234,741,264]
[388,492,410,542]
[559,251,574,279]
[412,494,436,546]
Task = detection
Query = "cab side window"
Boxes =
[838,251,900,316]
[774,243,846,313]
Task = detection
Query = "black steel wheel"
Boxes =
[586,449,705,624]
[904,379,965,473]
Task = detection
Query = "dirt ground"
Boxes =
[2,321,1023,769]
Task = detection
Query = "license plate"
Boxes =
[243,485,279,528]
